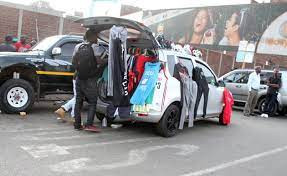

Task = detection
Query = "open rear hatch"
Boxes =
[76,16,159,49]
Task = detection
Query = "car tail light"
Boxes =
[137,113,148,117]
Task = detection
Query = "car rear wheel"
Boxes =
[258,97,278,115]
[156,105,180,137]
[0,79,35,114]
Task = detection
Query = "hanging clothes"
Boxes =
[173,63,195,130]
[130,62,161,105]
[193,67,209,118]
[134,54,156,85]
[220,88,234,125]
[107,25,128,97]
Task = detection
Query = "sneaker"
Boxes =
[74,125,84,131]
[244,113,250,117]
[260,113,268,118]
[84,125,101,132]
[55,108,66,119]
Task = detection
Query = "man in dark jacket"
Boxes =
[72,29,107,131]
[0,35,16,52]
[261,67,281,118]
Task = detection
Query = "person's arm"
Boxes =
[247,73,253,91]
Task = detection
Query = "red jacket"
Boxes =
[221,88,234,125]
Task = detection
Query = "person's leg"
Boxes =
[202,86,209,117]
[250,91,258,115]
[266,93,277,116]
[70,80,76,118]
[193,86,203,119]
[74,79,83,129]
[244,90,255,116]
[263,94,272,114]
[83,78,98,127]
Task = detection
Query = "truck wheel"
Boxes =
[156,105,180,137]
[258,98,278,115]
[0,79,35,114]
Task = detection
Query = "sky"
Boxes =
[3,0,270,15]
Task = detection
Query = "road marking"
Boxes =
[181,145,287,176]
[21,144,70,159]
[21,137,157,159]
[63,137,158,150]
[50,144,199,173]
[1,127,70,133]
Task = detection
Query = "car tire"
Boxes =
[156,105,180,137]
[258,97,278,115]
[0,79,35,114]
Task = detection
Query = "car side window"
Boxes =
[235,72,250,84]
[177,57,194,76]
[196,62,216,86]
[60,42,79,57]
[167,55,176,76]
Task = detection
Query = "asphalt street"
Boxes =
[0,101,287,176]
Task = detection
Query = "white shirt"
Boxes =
[247,71,261,91]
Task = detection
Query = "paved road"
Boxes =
[0,101,287,176]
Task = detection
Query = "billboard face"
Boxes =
[143,3,287,55]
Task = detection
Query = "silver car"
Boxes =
[220,69,287,115]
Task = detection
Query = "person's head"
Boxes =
[225,8,257,42]
[20,35,27,44]
[255,66,261,74]
[4,35,13,44]
[193,9,212,34]
[85,29,98,43]
[273,67,280,77]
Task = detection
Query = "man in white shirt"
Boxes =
[243,66,261,117]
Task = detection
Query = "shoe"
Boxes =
[244,113,250,117]
[74,125,84,130]
[84,125,101,132]
[55,108,66,119]
[260,113,269,118]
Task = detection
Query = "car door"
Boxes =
[223,71,250,102]
[42,40,81,92]
[196,62,224,116]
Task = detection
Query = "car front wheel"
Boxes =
[0,79,35,114]
[258,97,278,115]
[156,105,180,137]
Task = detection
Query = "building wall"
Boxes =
[0,4,85,43]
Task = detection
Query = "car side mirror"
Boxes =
[52,47,61,56]
[217,80,226,87]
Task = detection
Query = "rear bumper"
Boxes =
[96,99,162,123]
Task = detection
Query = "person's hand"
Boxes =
[202,28,216,45]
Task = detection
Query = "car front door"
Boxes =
[42,41,81,92]
[196,62,224,116]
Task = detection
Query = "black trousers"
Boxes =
[194,83,209,118]
[263,93,277,115]
[74,77,98,129]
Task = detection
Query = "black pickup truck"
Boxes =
[0,35,84,113]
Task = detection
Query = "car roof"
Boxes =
[231,69,287,73]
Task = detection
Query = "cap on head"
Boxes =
[85,28,98,43]
[5,35,13,42]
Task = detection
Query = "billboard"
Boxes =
[143,3,287,56]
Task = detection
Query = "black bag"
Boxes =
[72,43,97,80]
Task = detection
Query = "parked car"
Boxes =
[219,69,287,115]
[78,17,226,137]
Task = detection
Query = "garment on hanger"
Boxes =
[111,38,130,106]
[173,63,194,130]
[130,62,161,105]
[193,67,209,118]
[134,54,156,85]
[107,25,128,96]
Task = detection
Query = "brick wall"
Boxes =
[0,5,19,42]
[0,4,85,43]
[22,10,60,41]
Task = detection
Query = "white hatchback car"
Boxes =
[78,17,226,137]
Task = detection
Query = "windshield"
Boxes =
[32,36,62,51]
